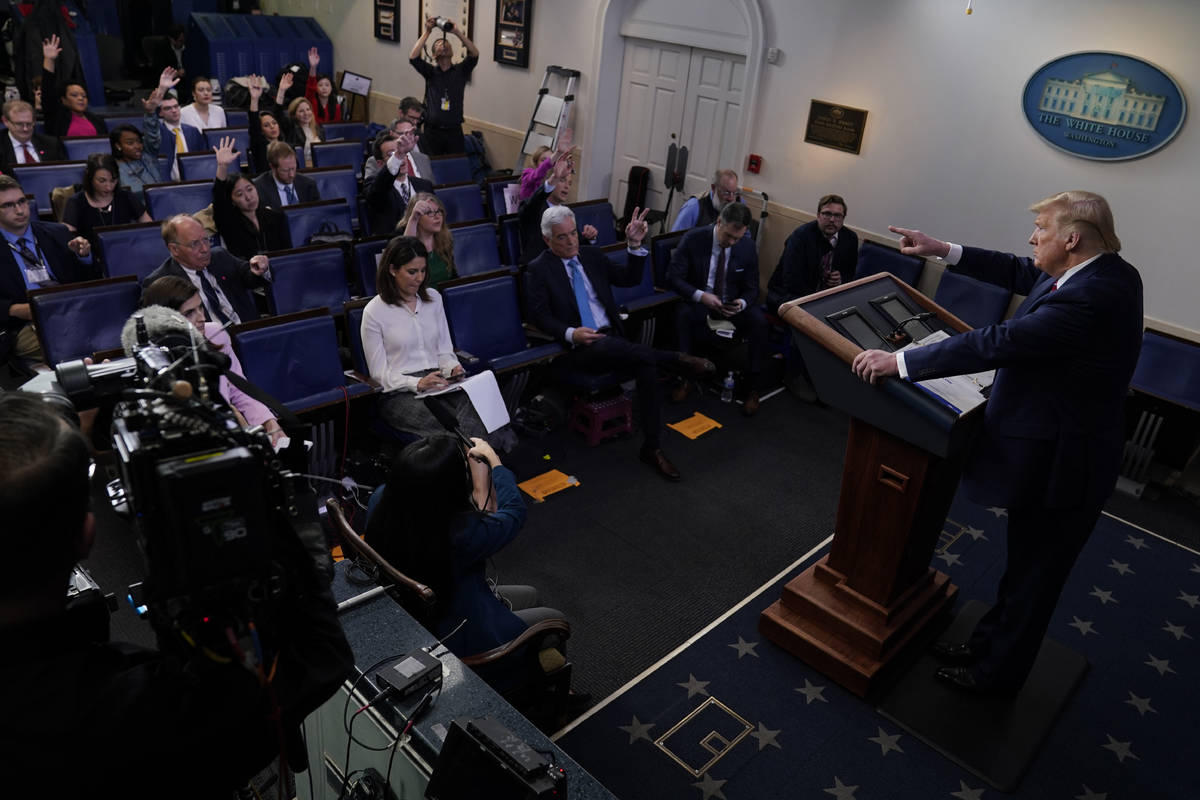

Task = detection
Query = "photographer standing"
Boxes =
[409,16,479,155]
[0,393,353,797]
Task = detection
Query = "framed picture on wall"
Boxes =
[374,0,399,42]
[494,0,532,68]
[418,0,475,44]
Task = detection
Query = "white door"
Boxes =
[609,38,745,221]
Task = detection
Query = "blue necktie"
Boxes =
[569,258,597,329]
[284,183,298,205]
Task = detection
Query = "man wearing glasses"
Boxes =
[364,120,434,234]
[143,214,270,325]
[766,194,858,313]
[0,175,94,366]
[671,169,745,233]
[0,100,65,170]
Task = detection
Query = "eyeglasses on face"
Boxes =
[0,196,30,211]
[818,211,845,220]
[171,237,211,251]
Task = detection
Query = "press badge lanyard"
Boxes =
[9,236,52,285]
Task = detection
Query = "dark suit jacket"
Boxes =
[765,221,859,311]
[904,248,1143,512]
[0,132,67,171]
[524,245,648,342]
[142,248,268,324]
[41,68,108,138]
[1,221,96,336]
[158,121,208,179]
[516,184,554,264]
[668,224,759,309]
[252,172,321,211]
[363,170,434,235]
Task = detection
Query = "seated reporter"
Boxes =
[62,153,153,263]
[141,275,284,445]
[399,192,456,286]
[211,136,290,258]
[365,435,568,667]
[0,393,353,797]
[360,236,487,439]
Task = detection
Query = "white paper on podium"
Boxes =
[414,370,510,433]
[901,331,991,416]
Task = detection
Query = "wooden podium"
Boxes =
[759,273,984,697]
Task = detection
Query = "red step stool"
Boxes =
[569,392,633,446]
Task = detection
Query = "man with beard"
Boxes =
[671,168,745,232]
[766,193,858,310]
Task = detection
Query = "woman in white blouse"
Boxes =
[361,236,487,438]
[179,76,227,131]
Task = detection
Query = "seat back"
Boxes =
[442,275,527,362]
[224,111,250,129]
[354,235,391,297]
[437,181,486,224]
[497,213,522,265]
[345,298,371,374]
[204,126,251,170]
[485,175,519,220]
[450,221,503,276]
[1131,331,1200,413]
[102,114,143,132]
[281,198,354,249]
[144,180,213,220]
[321,122,368,145]
[311,140,365,176]
[62,137,111,161]
[429,154,473,185]
[569,199,617,246]
[299,167,360,228]
[11,161,86,214]
[95,221,171,281]
[266,244,351,316]
[933,270,1012,329]
[230,309,351,411]
[176,152,219,182]
[604,244,655,306]
[856,239,925,287]
[29,275,141,366]
[650,229,685,288]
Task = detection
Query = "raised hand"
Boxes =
[213,136,239,167]
[307,47,320,72]
[556,128,574,155]
[141,86,164,113]
[624,206,650,246]
[42,35,62,63]
[247,75,264,100]
[158,66,181,94]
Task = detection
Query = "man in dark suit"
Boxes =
[766,193,858,311]
[143,214,270,325]
[525,205,715,481]
[0,100,65,170]
[853,191,1143,695]
[363,120,434,234]
[157,92,207,181]
[253,141,321,211]
[517,158,599,264]
[669,202,769,415]
[0,175,95,366]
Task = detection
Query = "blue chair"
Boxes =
[300,167,360,229]
[856,239,925,287]
[429,154,473,185]
[177,152,219,182]
[569,199,617,246]
[450,221,504,276]
[204,126,251,170]
[266,244,351,316]
[11,161,86,215]
[230,309,375,414]
[498,213,522,265]
[310,140,365,177]
[102,114,143,132]
[485,175,519,220]
[605,243,678,316]
[62,137,111,161]
[933,270,1012,329]
[28,275,141,366]
[353,236,391,297]
[345,298,372,375]
[144,180,213,220]
[442,274,564,374]
[1131,331,1200,413]
[650,229,685,288]
[282,199,353,248]
[95,221,170,281]
[225,111,250,129]
[322,122,367,146]
[437,181,486,224]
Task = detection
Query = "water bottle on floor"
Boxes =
[721,371,735,403]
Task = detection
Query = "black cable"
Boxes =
[385,684,440,790]
[339,704,370,799]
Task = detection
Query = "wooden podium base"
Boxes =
[759,554,958,697]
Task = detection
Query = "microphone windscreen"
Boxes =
[121,305,202,356]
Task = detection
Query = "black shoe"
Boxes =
[639,445,681,481]
[670,378,690,404]
[741,390,760,417]
[930,640,984,665]
[676,353,716,377]
[934,666,1019,697]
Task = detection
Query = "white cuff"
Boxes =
[943,243,963,265]
[896,350,909,380]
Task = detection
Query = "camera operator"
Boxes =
[0,393,353,797]
[409,15,479,156]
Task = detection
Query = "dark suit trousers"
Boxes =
[675,302,768,379]
[570,335,678,449]
[968,502,1101,688]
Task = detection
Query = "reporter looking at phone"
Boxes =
[0,393,352,797]
[360,235,486,438]
[668,201,768,416]
[409,16,479,155]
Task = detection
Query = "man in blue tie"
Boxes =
[852,191,1143,695]
[252,141,320,210]
[525,205,716,481]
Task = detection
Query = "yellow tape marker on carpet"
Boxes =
[668,412,723,440]
[518,469,579,502]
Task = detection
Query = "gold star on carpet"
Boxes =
[678,674,710,698]
[728,636,760,659]
[1123,692,1156,716]
[1101,734,1138,763]
[1068,617,1097,636]
[1178,591,1200,609]
[618,715,655,744]
[1088,586,1117,605]
[1124,534,1148,550]
[823,776,858,798]
[1144,654,1175,676]
[795,679,828,705]
[1162,621,1191,640]
[1075,786,1108,800]
[749,722,782,750]
[987,506,1008,517]
[867,727,903,756]
[1107,559,1134,576]
[950,780,986,800]
[692,772,727,800]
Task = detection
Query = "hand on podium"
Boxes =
[852,349,899,384]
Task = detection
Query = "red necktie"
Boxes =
[22,143,36,164]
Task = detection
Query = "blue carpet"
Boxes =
[555,494,1199,799]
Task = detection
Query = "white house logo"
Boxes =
[1022,52,1186,161]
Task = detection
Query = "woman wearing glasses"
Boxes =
[398,192,456,287]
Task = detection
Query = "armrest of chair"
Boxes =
[345,370,379,388]
[523,324,557,345]
[461,618,572,668]
[323,498,435,609]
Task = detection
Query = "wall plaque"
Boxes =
[804,100,867,155]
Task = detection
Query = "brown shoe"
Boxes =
[639,445,681,481]
[741,390,760,417]
[670,378,690,404]
[677,353,716,377]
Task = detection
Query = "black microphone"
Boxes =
[885,311,938,346]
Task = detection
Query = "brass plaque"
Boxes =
[804,99,868,155]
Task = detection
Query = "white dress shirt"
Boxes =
[360,290,461,392]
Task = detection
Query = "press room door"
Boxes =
[609,38,745,223]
